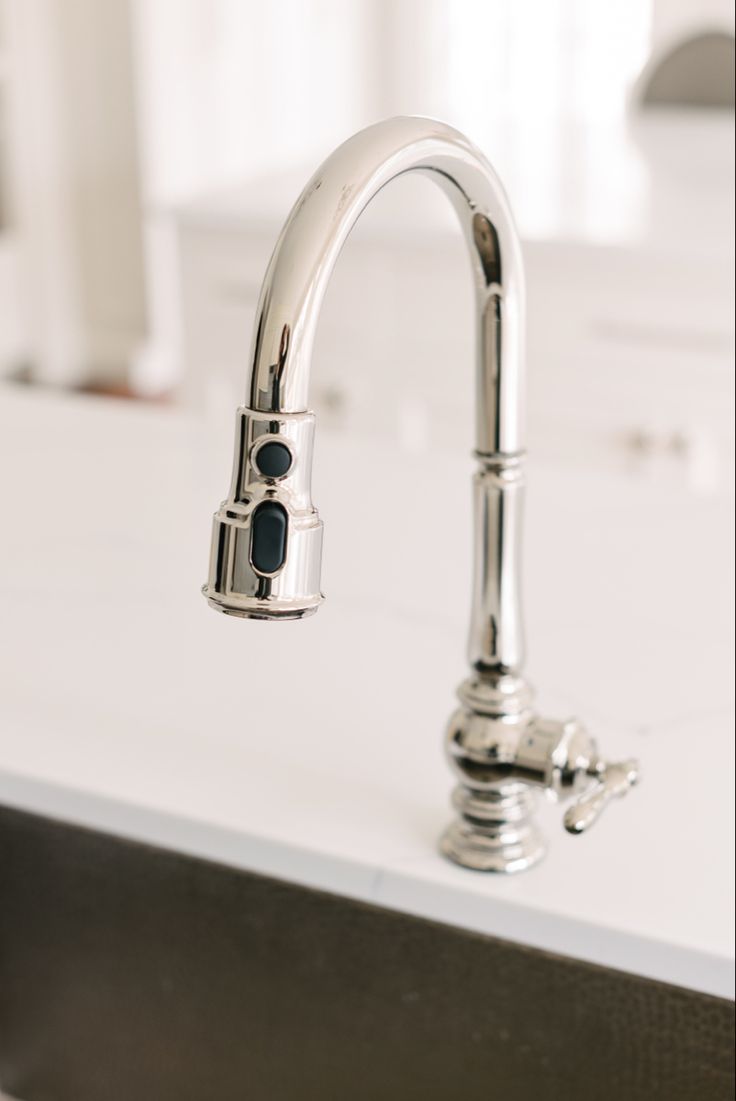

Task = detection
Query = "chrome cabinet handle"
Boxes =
[563,759,640,834]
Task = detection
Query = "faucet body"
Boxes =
[203,118,637,872]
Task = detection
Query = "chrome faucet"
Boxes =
[202,117,638,873]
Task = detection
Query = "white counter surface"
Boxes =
[0,385,733,999]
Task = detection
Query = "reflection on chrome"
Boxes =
[202,117,638,872]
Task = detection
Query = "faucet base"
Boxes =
[439,782,546,874]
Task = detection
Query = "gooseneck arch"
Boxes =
[247,116,526,460]
[235,116,527,676]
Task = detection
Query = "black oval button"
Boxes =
[250,501,287,574]
[253,440,292,478]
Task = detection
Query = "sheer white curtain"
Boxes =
[133,0,653,208]
[373,0,653,238]
[133,0,375,205]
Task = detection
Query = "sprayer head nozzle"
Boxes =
[202,407,323,622]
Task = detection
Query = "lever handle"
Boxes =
[563,758,639,834]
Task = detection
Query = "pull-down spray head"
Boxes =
[204,407,323,620]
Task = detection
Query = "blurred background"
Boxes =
[0,0,734,480]
[0,12,734,1093]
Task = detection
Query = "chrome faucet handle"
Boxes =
[563,758,640,835]
[443,707,639,870]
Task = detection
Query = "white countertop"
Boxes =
[0,385,733,999]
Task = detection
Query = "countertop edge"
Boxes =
[1,768,732,1003]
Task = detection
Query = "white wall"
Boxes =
[651,0,735,45]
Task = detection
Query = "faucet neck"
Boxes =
[247,116,526,460]
[206,117,528,670]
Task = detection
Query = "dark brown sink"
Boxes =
[0,804,733,1101]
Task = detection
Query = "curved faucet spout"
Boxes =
[205,117,527,671]
[202,117,639,874]
[248,116,525,459]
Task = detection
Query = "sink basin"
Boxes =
[1,804,734,1101]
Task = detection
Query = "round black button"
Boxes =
[253,440,293,478]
